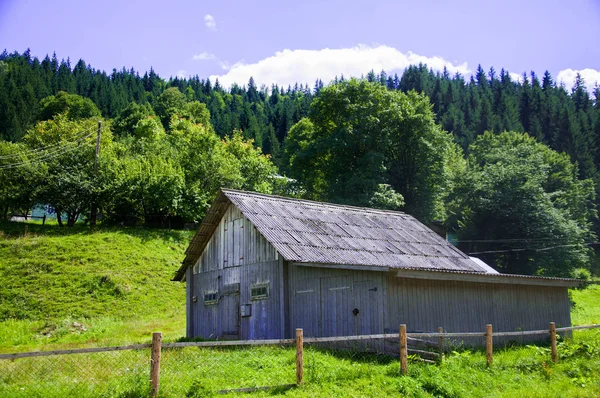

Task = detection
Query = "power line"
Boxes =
[0,125,97,160]
[0,131,96,169]
[0,129,97,170]
[467,242,599,255]
[0,124,96,159]
[453,237,573,243]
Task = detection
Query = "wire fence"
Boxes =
[161,344,297,396]
[0,348,151,398]
[1,323,599,397]
[0,342,300,397]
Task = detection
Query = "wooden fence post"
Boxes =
[400,324,407,375]
[296,328,304,385]
[438,327,444,363]
[550,322,557,363]
[485,324,493,367]
[150,332,162,397]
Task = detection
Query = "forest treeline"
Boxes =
[1,51,599,174]
[0,49,599,277]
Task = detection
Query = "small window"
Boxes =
[204,291,218,305]
[250,284,269,300]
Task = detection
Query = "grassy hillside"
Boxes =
[571,283,600,325]
[0,221,193,350]
[1,221,599,396]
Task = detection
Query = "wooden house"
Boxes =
[174,189,578,341]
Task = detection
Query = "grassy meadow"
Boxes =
[0,221,193,350]
[0,221,599,397]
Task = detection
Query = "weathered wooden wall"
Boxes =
[189,204,284,340]
[286,264,386,338]
[286,265,571,342]
[385,277,571,335]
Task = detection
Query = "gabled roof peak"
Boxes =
[221,188,407,216]
[174,189,491,281]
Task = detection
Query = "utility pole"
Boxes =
[90,121,102,226]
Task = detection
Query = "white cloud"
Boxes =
[209,45,471,88]
[509,72,523,83]
[557,68,600,93]
[203,45,598,94]
[193,52,216,61]
[176,70,187,79]
[204,14,216,31]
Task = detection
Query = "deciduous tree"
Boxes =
[449,131,596,276]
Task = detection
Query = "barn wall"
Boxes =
[386,277,571,338]
[188,204,283,339]
[186,267,193,338]
[287,264,387,338]
[286,266,571,343]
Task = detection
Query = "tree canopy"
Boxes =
[23,115,116,226]
[449,131,596,276]
[0,88,278,226]
[37,91,101,122]
[284,79,459,222]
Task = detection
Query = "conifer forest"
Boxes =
[1,50,599,277]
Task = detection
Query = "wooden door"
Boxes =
[220,292,240,339]
[292,278,320,337]
[320,276,352,336]
[352,280,383,335]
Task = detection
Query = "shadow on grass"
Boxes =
[304,343,398,366]
[170,337,397,366]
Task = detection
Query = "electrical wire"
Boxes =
[467,242,600,255]
[453,237,571,243]
[0,125,97,160]
[0,129,97,169]
[0,130,96,169]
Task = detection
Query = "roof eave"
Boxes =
[291,261,390,273]
[172,190,231,282]
[396,268,582,287]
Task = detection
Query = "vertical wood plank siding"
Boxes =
[186,267,193,337]
[385,277,571,341]
[287,264,386,338]
[286,265,571,342]
[190,204,281,339]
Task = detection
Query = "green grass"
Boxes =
[0,221,193,350]
[4,336,598,397]
[571,283,600,325]
[1,221,599,397]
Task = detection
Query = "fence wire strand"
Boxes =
[0,349,151,398]
[0,345,298,397]
[2,326,597,397]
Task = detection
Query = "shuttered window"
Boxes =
[250,284,269,300]
[203,291,218,305]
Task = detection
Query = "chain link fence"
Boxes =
[4,324,597,397]
[0,335,443,397]
[0,349,151,398]
[0,343,298,397]
[159,344,296,396]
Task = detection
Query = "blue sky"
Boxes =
[1,0,599,91]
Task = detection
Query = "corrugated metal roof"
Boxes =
[178,189,489,276]
[174,190,583,287]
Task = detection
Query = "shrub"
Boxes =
[571,268,592,281]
